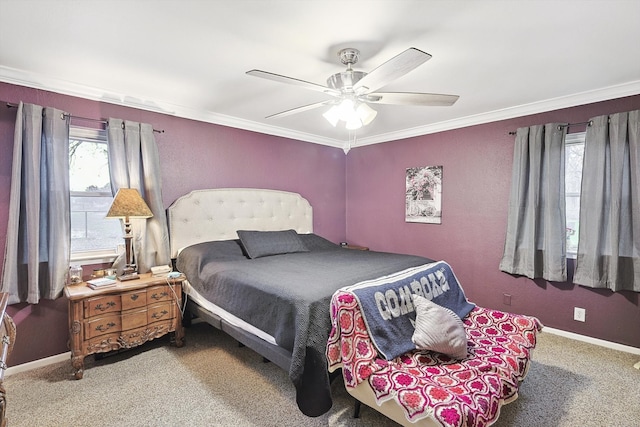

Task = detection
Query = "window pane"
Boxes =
[69,127,120,254]
[69,137,110,192]
[566,195,581,253]
[70,195,123,252]
[565,143,584,194]
[565,133,585,255]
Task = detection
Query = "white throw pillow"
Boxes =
[411,294,468,359]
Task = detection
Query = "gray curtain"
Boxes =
[107,119,170,274]
[1,102,71,304]
[574,110,640,292]
[499,123,567,282]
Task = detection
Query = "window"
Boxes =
[565,132,585,257]
[69,126,121,260]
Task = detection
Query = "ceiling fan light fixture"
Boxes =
[356,102,377,126]
[322,105,341,127]
[337,98,355,116]
[323,98,377,130]
[345,117,363,130]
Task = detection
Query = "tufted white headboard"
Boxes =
[167,188,313,258]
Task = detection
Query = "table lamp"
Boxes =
[106,188,153,280]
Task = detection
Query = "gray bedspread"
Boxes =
[176,234,432,417]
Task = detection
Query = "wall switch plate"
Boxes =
[574,307,586,322]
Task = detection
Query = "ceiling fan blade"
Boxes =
[247,70,341,96]
[265,101,331,119]
[366,92,459,106]
[353,48,432,95]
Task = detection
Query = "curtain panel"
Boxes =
[1,102,71,304]
[499,123,567,282]
[574,110,640,292]
[107,119,171,274]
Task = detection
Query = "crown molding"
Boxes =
[353,80,640,147]
[0,65,345,149]
[2,65,639,151]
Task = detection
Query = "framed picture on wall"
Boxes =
[406,165,442,224]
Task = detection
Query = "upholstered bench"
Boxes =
[327,262,541,427]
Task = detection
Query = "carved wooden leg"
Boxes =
[71,355,84,380]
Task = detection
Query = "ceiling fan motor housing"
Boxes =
[327,70,367,92]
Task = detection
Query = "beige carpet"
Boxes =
[5,322,640,427]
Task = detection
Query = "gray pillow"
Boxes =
[297,233,339,251]
[411,294,468,359]
[237,229,309,259]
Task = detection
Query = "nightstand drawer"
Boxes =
[121,290,147,311]
[84,295,122,318]
[122,308,149,330]
[85,314,122,339]
[148,302,173,323]
[147,285,171,303]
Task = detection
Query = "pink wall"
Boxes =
[346,94,640,349]
[2,80,639,367]
[0,82,346,365]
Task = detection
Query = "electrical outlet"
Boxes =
[574,307,586,322]
[503,293,512,306]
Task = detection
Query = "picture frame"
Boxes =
[405,166,442,224]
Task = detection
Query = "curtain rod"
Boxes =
[5,102,164,134]
[508,120,593,136]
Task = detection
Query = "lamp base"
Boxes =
[118,264,139,281]
[117,272,140,281]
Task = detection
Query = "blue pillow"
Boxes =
[237,229,309,259]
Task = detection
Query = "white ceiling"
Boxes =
[1,0,640,150]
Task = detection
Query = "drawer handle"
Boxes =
[130,294,139,301]
[151,292,168,300]
[95,301,116,311]
[95,322,116,332]
[151,310,169,320]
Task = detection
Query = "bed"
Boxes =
[168,188,541,425]
[168,188,433,417]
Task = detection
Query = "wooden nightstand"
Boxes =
[64,273,185,379]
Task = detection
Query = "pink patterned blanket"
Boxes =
[326,290,542,427]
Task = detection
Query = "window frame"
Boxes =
[68,125,119,265]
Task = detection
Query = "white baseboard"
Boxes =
[5,328,640,377]
[5,352,70,377]
[542,327,640,356]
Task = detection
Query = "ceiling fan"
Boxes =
[246,47,459,130]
